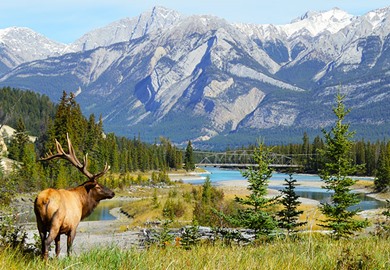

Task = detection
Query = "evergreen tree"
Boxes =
[184,140,195,171]
[374,142,390,192]
[0,87,56,136]
[43,91,92,185]
[152,188,160,208]
[228,142,279,236]
[17,143,40,191]
[8,117,30,161]
[310,135,324,173]
[160,137,182,170]
[47,91,87,150]
[319,92,368,239]
[302,132,310,155]
[55,163,69,189]
[193,176,224,226]
[277,173,307,235]
[180,223,200,250]
[106,133,119,172]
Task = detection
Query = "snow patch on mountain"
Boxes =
[0,27,67,69]
[287,8,354,36]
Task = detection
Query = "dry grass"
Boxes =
[2,234,390,269]
[119,183,331,231]
[121,185,195,227]
[354,179,375,189]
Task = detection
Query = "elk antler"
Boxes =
[40,133,110,181]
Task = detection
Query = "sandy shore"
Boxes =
[215,179,324,206]
[168,172,206,182]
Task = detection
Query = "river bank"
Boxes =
[171,168,389,206]
[11,170,390,258]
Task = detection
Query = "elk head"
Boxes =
[40,133,115,200]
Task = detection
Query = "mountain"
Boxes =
[68,6,183,52]
[0,6,389,149]
[0,27,68,75]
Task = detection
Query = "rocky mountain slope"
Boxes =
[0,6,389,148]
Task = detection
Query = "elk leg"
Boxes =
[66,230,76,256]
[44,226,60,259]
[55,234,61,257]
[43,236,54,260]
[36,217,48,260]
[39,230,47,260]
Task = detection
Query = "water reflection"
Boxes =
[83,200,124,221]
[270,185,385,210]
[195,167,384,211]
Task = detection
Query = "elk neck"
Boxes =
[74,184,99,220]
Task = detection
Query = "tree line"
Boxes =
[232,129,390,191]
[0,89,189,204]
[270,133,388,178]
[1,86,390,205]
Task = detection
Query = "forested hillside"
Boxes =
[1,87,390,205]
[0,87,56,136]
[0,88,184,204]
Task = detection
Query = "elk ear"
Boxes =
[84,181,97,192]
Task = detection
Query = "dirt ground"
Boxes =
[25,207,140,258]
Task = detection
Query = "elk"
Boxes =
[34,134,115,260]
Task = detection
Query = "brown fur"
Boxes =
[34,180,114,259]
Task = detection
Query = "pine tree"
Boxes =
[302,132,310,155]
[277,174,307,235]
[43,91,84,185]
[8,117,30,161]
[310,135,324,173]
[184,140,195,171]
[180,222,200,250]
[18,143,40,191]
[193,176,224,226]
[319,92,368,239]
[229,142,279,236]
[374,142,390,192]
[55,163,69,189]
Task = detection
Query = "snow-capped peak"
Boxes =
[0,27,65,49]
[0,27,67,68]
[363,7,390,30]
[130,6,182,39]
[69,6,183,52]
[284,8,354,36]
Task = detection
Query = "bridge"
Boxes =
[193,150,306,169]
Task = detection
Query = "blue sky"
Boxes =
[0,1,389,44]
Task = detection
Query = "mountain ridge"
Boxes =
[0,6,389,149]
